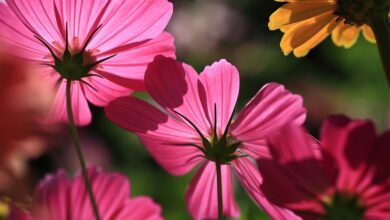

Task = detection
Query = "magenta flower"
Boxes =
[105,56,306,219]
[0,0,175,126]
[8,167,162,220]
[258,115,390,219]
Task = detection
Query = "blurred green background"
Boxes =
[27,0,390,219]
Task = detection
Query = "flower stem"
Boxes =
[65,80,101,220]
[216,160,223,220]
[367,10,390,85]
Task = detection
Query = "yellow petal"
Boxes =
[280,11,337,57]
[269,2,335,30]
[362,25,376,43]
[331,22,360,48]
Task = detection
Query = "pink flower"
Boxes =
[0,0,175,126]
[7,167,163,220]
[105,56,306,219]
[258,115,390,219]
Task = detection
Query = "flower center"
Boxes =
[202,132,241,164]
[35,25,115,81]
[334,0,377,25]
[322,192,365,220]
[174,105,242,164]
[54,46,93,80]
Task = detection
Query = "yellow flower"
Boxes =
[269,0,376,57]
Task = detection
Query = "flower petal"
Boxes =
[6,0,64,45]
[105,96,201,176]
[0,3,46,59]
[233,157,302,220]
[231,83,306,159]
[140,137,204,176]
[90,0,173,51]
[364,184,390,219]
[331,22,360,48]
[32,170,70,220]
[281,11,338,57]
[186,161,240,219]
[268,2,335,30]
[6,0,114,49]
[44,80,92,126]
[362,25,376,43]
[115,197,163,220]
[84,72,132,107]
[96,32,176,91]
[372,131,390,183]
[320,115,377,191]
[145,56,210,134]
[198,59,240,135]
[263,124,329,199]
[70,167,130,219]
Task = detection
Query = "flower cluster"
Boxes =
[258,115,390,219]
[8,167,163,220]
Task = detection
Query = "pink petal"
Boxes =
[6,0,113,49]
[89,0,173,51]
[83,72,132,107]
[0,3,46,59]
[320,115,377,191]
[145,56,210,134]
[51,0,111,45]
[91,169,131,219]
[6,0,63,43]
[140,137,204,176]
[239,139,271,159]
[268,124,319,163]
[364,183,390,219]
[257,125,328,211]
[115,197,163,220]
[44,81,67,124]
[45,80,92,126]
[231,83,306,159]
[105,96,202,176]
[233,157,302,220]
[198,59,240,135]
[96,32,176,91]
[365,209,390,220]
[185,161,240,219]
[360,182,390,215]
[70,167,130,220]
[32,170,70,220]
[372,131,390,183]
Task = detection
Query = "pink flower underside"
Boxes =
[0,0,175,126]
[259,124,329,214]
[259,116,390,219]
[105,56,307,219]
[185,161,240,219]
[7,167,163,220]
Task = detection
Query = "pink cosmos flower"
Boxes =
[258,115,390,219]
[7,167,163,220]
[0,0,175,126]
[105,56,306,219]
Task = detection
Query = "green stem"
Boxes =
[216,160,223,220]
[66,80,101,220]
[367,10,390,85]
